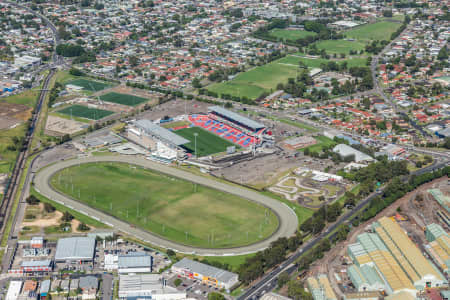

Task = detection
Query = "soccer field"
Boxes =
[99,92,148,106]
[176,127,236,156]
[67,79,112,92]
[58,104,114,120]
[269,28,316,41]
[314,40,366,54]
[277,54,367,69]
[50,162,278,248]
[207,59,299,100]
[344,21,402,41]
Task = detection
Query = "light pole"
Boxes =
[194,132,198,158]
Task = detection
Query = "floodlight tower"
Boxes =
[194,132,198,158]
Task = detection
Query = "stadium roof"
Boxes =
[134,119,189,146]
[208,106,265,131]
[118,252,152,269]
[173,258,238,284]
[55,237,96,261]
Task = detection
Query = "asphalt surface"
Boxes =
[237,160,449,300]
[33,155,299,256]
[102,273,113,300]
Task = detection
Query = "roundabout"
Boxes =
[33,155,299,255]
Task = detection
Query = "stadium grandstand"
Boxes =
[186,106,267,148]
[128,120,188,149]
[208,106,265,133]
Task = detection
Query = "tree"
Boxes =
[128,55,139,67]
[26,195,40,205]
[437,47,448,61]
[287,280,313,300]
[166,249,176,257]
[77,223,90,231]
[69,68,84,76]
[43,203,55,213]
[61,211,74,222]
[174,278,182,287]
[192,78,202,89]
[278,272,290,288]
[208,292,225,300]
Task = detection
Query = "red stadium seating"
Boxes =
[187,115,259,148]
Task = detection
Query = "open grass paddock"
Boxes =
[344,21,402,41]
[269,28,317,41]
[50,162,278,248]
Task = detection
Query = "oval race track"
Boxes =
[33,155,298,256]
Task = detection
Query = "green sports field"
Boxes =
[207,54,369,99]
[207,59,300,99]
[176,127,236,156]
[57,104,114,120]
[68,79,112,92]
[50,162,278,248]
[314,40,366,54]
[277,54,367,69]
[99,92,148,106]
[269,28,316,41]
[344,21,402,41]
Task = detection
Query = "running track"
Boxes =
[33,155,298,255]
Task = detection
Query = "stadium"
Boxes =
[127,106,268,161]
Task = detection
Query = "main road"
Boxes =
[33,155,299,256]
[237,160,449,300]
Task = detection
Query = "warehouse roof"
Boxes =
[209,106,265,131]
[21,260,52,267]
[376,217,442,281]
[119,274,180,295]
[348,265,383,290]
[55,237,96,261]
[79,276,98,290]
[318,275,337,300]
[426,223,448,242]
[173,258,238,284]
[385,291,416,300]
[118,252,152,269]
[134,119,189,146]
[333,144,374,162]
[39,280,50,294]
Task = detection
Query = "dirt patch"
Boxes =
[22,203,63,228]
[138,99,211,121]
[0,102,31,129]
[45,115,86,136]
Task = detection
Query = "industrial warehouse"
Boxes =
[171,258,239,292]
[346,217,447,297]
[54,237,96,262]
[119,274,186,300]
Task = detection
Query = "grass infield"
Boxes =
[50,162,278,248]
[99,92,148,107]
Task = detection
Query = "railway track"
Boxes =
[0,68,56,234]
